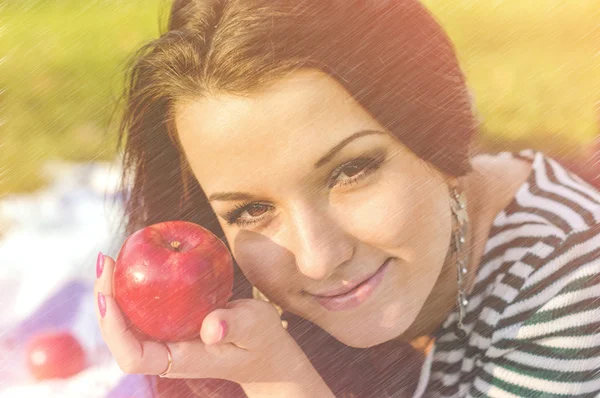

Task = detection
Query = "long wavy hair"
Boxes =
[114,0,478,396]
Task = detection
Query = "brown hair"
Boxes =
[114,0,477,396]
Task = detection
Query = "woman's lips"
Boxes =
[312,259,391,312]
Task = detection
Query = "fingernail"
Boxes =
[216,320,227,343]
[96,252,104,279]
[98,292,106,318]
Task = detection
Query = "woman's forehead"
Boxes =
[173,70,387,187]
[174,69,368,140]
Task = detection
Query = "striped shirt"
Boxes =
[418,149,600,398]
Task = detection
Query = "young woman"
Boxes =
[94,0,600,396]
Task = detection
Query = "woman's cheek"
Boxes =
[231,234,295,294]
[335,182,416,246]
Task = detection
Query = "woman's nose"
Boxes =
[287,202,355,281]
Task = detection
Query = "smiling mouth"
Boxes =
[306,258,391,298]
[313,259,391,311]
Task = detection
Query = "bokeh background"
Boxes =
[1,0,599,396]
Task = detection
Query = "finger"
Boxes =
[99,293,172,375]
[200,299,284,349]
[161,338,245,379]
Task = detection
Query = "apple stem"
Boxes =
[170,241,181,251]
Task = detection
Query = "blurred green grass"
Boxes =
[422,0,600,152]
[2,0,599,195]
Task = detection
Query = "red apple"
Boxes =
[113,221,234,342]
[26,330,87,381]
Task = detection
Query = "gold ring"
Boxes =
[157,343,173,378]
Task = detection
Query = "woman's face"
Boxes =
[174,69,453,348]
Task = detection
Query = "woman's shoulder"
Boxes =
[428,150,600,396]
[476,148,600,329]
[482,148,600,247]
[468,148,600,336]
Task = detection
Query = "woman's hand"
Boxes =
[94,253,334,396]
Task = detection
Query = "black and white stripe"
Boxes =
[419,150,600,398]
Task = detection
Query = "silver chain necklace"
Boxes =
[449,185,469,335]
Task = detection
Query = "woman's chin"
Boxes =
[325,322,406,348]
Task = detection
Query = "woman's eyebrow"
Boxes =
[313,129,386,168]
[208,192,255,202]
[208,129,386,202]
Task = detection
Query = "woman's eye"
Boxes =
[226,203,272,226]
[341,163,366,177]
[329,156,382,188]
[246,205,268,217]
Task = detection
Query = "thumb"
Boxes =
[200,299,284,350]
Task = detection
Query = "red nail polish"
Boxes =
[98,292,106,318]
[96,252,104,279]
